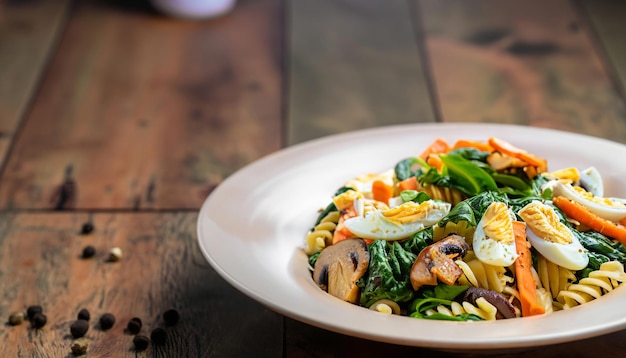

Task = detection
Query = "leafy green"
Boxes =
[358,240,417,307]
[407,284,482,321]
[401,227,434,255]
[308,251,320,268]
[394,157,427,181]
[438,152,498,196]
[400,190,431,203]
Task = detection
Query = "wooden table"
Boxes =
[1,0,626,356]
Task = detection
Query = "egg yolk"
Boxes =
[382,201,435,224]
[482,202,514,245]
[518,201,573,244]
[572,186,626,208]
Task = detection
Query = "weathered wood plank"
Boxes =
[0,212,282,357]
[0,0,283,210]
[0,0,71,167]
[579,0,626,98]
[287,0,436,145]
[415,0,626,143]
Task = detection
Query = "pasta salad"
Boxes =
[305,137,626,321]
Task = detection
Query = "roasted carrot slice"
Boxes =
[397,176,418,192]
[488,137,547,170]
[419,138,450,160]
[332,205,358,245]
[513,221,545,317]
[372,180,394,205]
[553,196,626,246]
[452,139,494,152]
[426,153,444,172]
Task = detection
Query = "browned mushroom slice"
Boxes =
[463,287,517,319]
[312,238,370,303]
[410,234,469,291]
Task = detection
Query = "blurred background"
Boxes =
[1,0,626,356]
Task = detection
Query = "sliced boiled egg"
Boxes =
[473,202,518,267]
[548,180,626,223]
[343,200,450,241]
[518,201,588,271]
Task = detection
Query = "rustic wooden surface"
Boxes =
[1,0,626,357]
[0,0,283,210]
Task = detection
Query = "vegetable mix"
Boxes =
[305,137,626,321]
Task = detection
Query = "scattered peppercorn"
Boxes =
[108,247,122,262]
[31,312,47,328]
[71,339,89,355]
[163,309,179,326]
[81,246,96,259]
[127,317,142,334]
[8,312,24,326]
[70,319,89,338]
[80,222,94,235]
[150,327,167,345]
[26,305,43,320]
[77,308,90,321]
[99,313,115,330]
[133,334,150,351]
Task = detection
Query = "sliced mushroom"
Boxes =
[409,234,469,291]
[313,238,370,303]
[463,287,517,319]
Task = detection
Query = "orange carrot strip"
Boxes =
[553,196,626,246]
[372,180,394,205]
[452,139,494,152]
[426,154,444,172]
[513,221,545,317]
[419,138,450,160]
[332,205,358,245]
[397,176,418,192]
[488,137,547,169]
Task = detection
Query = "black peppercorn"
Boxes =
[77,308,90,321]
[163,309,179,326]
[26,305,43,320]
[150,327,167,345]
[99,313,115,330]
[81,246,96,259]
[81,222,94,235]
[70,319,89,338]
[31,312,47,328]
[127,317,142,334]
[133,334,150,351]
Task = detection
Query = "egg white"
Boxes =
[526,227,588,271]
[343,200,450,241]
[550,180,626,223]
[472,204,518,267]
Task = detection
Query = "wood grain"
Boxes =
[416,0,626,143]
[0,0,71,167]
[580,0,626,98]
[287,0,436,145]
[0,212,282,357]
[0,0,283,210]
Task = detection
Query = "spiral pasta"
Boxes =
[556,261,626,309]
[417,184,466,206]
[457,259,514,294]
[433,220,475,243]
[425,298,498,321]
[304,211,340,255]
[536,256,577,299]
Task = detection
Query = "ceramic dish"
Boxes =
[197,123,626,350]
